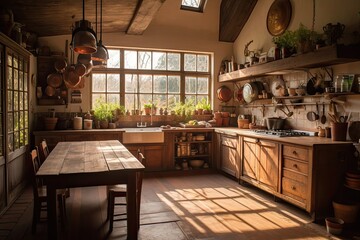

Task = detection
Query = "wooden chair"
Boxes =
[107,149,145,232]
[38,139,70,198]
[38,139,50,165]
[30,147,67,234]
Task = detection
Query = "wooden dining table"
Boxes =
[36,140,145,240]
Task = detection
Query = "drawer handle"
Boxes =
[292,150,297,155]
[293,164,298,168]
[291,185,296,190]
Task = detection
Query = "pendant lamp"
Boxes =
[91,0,109,63]
[72,0,97,54]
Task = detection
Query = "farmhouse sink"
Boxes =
[122,128,164,143]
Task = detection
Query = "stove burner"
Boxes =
[253,129,310,137]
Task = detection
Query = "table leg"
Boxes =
[47,185,58,240]
[127,172,138,240]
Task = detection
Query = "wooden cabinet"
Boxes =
[124,144,164,171]
[220,133,239,178]
[241,137,279,191]
[281,144,310,207]
[172,130,213,170]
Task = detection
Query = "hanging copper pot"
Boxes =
[54,58,67,73]
[216,85,232,102]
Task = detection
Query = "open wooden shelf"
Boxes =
[219,44,360,82]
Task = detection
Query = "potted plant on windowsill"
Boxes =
[143,102,157,115]
[93,99,119,129]
[196,98,211,115]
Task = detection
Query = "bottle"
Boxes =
[340,75,349,92]
[334,75,341,93]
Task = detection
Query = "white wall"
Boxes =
[35,0,233,113]
[231,0,360,132]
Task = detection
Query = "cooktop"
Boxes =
[253,129,312,137]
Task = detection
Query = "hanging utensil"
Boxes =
[320,103,326,124]
[306,102,319,121]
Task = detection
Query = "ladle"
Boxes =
[320,103,326,124]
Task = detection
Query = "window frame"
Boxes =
[180,0,207,12]
[91,47,212,111]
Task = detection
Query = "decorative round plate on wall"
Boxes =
[267,0,292,36]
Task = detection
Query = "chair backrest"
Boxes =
[38,139,50,165]
[136,149,145,198]
[30,147,42,199]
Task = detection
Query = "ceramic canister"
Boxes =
[73,116,83,130]
[83,119,93,130]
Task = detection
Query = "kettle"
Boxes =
[317,126,325,137]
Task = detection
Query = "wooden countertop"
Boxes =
[214,127,352,146]
[34,127,353,146]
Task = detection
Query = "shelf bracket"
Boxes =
[321,67,333,81]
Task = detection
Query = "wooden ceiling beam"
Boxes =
[126,0,166,35]
[219,0,258,42]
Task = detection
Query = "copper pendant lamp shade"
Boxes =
[91,0,108,62]
[72,0,97,54]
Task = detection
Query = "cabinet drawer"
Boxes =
[222,136,238,148]
[283,158,308,175]
[282,177,307,202]
[282,169,307,183]
[283,145,309,161]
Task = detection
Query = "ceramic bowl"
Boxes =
[325,217,344,235]
[188,159,204,168]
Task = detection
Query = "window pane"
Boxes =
[19,92,23,110]
[184,54,196,71]
[152,52,166,70]
[8,113,13,132]
[153,94,167,109]
[92,94,106,109]
[139,94,152,108]
[185,95,196,104]
[107,74,120,92]
[14,112,19,131]
[138,51,151,70]
[14,131,19,149]
[107,49,120,68]
[13,70,18,90]
[185,76,196,94]
[197,77,208,94]
[167,53,180,71]
[92,74,106,92]
[24,111,28,127]
[154,75,166,93]
[7,91,12,111]
[125,74,138,93]
[124,50,137,69]
[13,56,18,68]
[139,75,152,93]
[182,0,201,8]
[197,54,209,72]
[7,55,12,66]
[19,71,23,90]
[20,111,24,130]
[25,129,29,144]
[7,67,12,89]
[24,92,28,110]
[107,94,120,104]
[14,92,18,111]
[125,94,139,112]
[168,95,180,109]
[168,75,180,93]
[197,96,208,105]
[24,72,28,91]
[8,133,13,152]
[20,130,25,146]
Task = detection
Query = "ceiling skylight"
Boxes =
[181,0,207,12]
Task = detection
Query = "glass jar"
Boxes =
[334,75,342,93]
[340,75,349,92]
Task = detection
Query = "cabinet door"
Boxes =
[125,145,163,171]
[258,140,279,191]
[220,135,239,178]
[242,137,258,180]
[143,145,163,171]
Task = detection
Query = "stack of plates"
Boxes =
[345,171,360,190]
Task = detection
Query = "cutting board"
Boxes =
[179,123,205,128]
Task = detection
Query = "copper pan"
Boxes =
[77,54,92,64]
[54,58,67,72]
[75,63,86,77]
[63,65,81,89]
[45,85,55,96]
[47,72,63,88]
